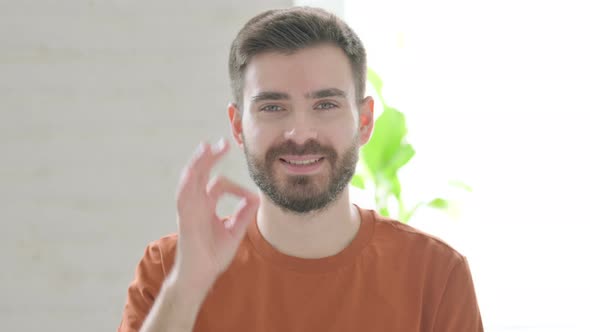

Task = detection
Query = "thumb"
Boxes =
[228,196,260,239]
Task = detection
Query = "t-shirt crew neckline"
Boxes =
[246,205,375,273]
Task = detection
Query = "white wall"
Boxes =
[0,1,290,331]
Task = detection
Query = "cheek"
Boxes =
[242,116,276,153]
[323,114,358,141]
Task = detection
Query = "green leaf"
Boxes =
[427,198,450,210]
[350,174,365,189]
[361,105,407,176]
[389,174,401,201]
[377,171,401,203]
[448,180,473,192]
[386,142,415,174]
[374,175,391,206]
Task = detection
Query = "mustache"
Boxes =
[265,140,337,160]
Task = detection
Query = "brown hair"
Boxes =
[228,7,367,109]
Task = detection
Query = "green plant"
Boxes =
[351,69,470,222]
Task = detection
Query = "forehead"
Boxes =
[243,44,355,100]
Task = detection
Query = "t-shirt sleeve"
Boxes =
[118,241,167,332]
[433,256,484,332]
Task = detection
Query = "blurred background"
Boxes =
[1,0,588,331]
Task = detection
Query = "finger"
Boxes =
[227,196,260,238]
[192,138,230,169]
[206,176,259,238]
[206,175,257,204]
[195,139,230,184]
[178,142,211,190]
[185,139,230,187]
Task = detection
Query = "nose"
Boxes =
[283,111,318,145]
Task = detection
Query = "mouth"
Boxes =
[278,155,325,174]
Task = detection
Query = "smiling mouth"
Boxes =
[279,157,324,165]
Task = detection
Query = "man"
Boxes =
[118,6,483,332]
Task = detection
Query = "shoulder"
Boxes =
[364,208,465,267]
[142,233,178,275]
[148,233,178,252]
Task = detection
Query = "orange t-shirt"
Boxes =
[119,208,483,331]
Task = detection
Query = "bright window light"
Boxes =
[297,0,590,331]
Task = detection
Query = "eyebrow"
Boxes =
[251,88,347,103]
[251,91,290,103]
[305,88,347,99]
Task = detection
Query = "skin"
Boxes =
[139,43,374,332]
[228,43,375,258]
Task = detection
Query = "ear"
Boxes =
[358,96,375,145]
[228,103,244,148]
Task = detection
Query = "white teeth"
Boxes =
[285,158,321,165]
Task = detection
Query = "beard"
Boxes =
[243,135,359,214]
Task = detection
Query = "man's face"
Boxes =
[231,44,373,214]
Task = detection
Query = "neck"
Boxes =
[255,188,361,259]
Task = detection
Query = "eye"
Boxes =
[315,102,337,110]
[260,104,284,112]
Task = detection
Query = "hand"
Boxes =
[173,139,259,284]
